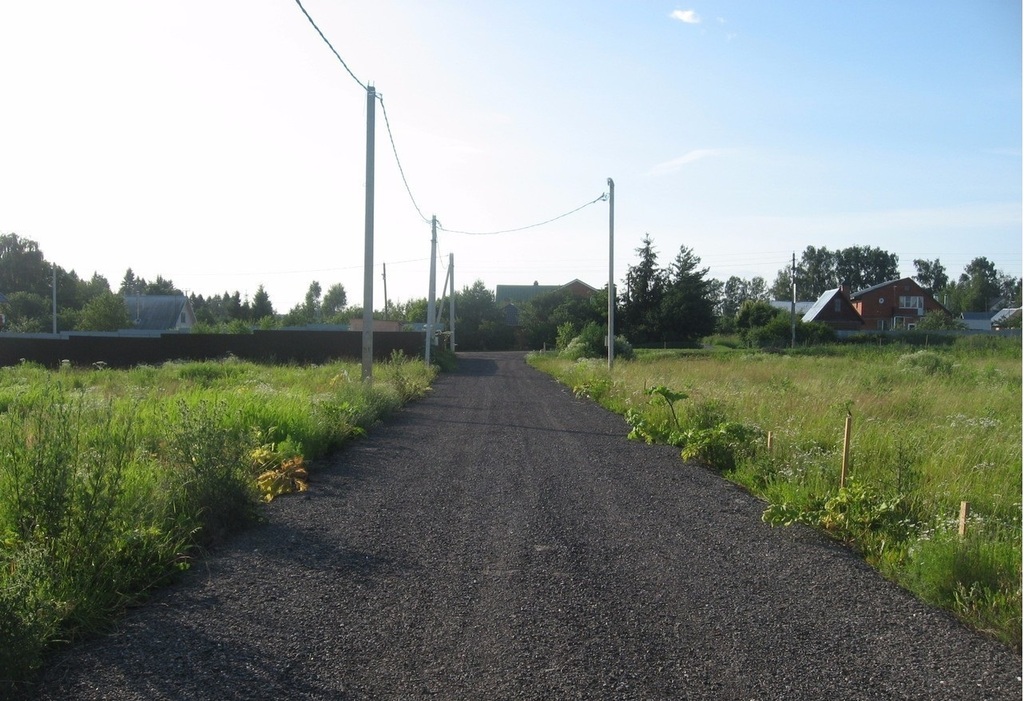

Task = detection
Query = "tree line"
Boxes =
[0,232,1019,346]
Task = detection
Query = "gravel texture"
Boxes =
[28,352,1022,700]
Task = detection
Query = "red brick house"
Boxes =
[496,279,597,326]
[849,278,949,331]
[801,288,864,331]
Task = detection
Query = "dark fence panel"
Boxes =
[0,330,425,368]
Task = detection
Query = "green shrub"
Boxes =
[560,322,634,361]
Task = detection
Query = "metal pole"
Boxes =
[426,216,437,364]
[361,85,376,382]
[607,178,615,369]
[449,253,456,351]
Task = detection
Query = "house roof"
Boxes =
[850,278,906,298]
[991,308,1021,324]
[495,279,596,306]
[800,289,840,322]
[961,312,995,321]
[769,300,815,315]
[123,295,192,330]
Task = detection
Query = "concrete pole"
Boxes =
[361,85,376,382]
[607,178,615,369]
[790,252,796,348]
[449,253,456,351]
[382,263,388,320]
[52,263,57,335]
[426,216,437,364]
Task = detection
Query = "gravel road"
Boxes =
[29,352,1022,700]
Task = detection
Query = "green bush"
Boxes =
[560,322,634,361]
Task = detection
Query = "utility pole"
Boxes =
[426,216,437,364]
[790,252,797,348]
[449,253,456,351]
[51,263,57,335]
[361,85,376,382]
[607,178,615,369]
[382,263,389,320]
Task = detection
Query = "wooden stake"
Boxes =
[840,413,852,488]
[959,501,970,538]
[766,431,774,452]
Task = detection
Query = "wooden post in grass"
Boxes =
[959,501,970,538]
[840,412,852,488]
[767,431,774,452]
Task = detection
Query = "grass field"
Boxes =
[529,335,1022,650]
[0,354,436,693]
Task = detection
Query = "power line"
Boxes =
[438,193,609,236]
[378,95,430,224]
[293,0,366,91]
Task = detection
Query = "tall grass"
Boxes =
[0,354,436,694]
[530,337,1022,649]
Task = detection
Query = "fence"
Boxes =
[0,329,425,368]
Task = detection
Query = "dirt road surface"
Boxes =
[30,352,1022,700]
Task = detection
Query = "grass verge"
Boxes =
[529,337,1022,650]
[0,353,436,694]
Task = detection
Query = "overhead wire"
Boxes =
[293,0,367,91]
[438,193,609,236]
[378,95,431,224]
[292,3,611,248]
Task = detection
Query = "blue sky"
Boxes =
[0,1,1019,311]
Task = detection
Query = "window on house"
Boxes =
[834,299,841,312]
[899,296,923,309]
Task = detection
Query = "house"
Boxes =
[801,288,864,331]
[849,278,949,331]
[769,300,815,316]
[961,312,995,332]
[123,295,197,331]
[496,279,597,326]
[991,308,1022,330]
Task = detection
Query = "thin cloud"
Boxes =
[670,9,701,24]
[648,149,727,176]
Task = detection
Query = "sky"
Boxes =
[0,1,1020,313]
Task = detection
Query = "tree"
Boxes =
[796,246,837,299]
[771,245,900,300]
[915,310,966,331]
[78,291,131,331]
[519,289,604,350]
[912,258,948,293]
[736,300,780,335]
[119,268,140,295]
[398,298,428,323]
[304,281,322,322]
[719,275,770,318]
[0,233,51,297]
[144,275,181,296]
[659,245,716,344]
[3,291,49,332]
[454,280,506,350]
[251,285,274,320]
[956,257,1003,313]
[322,283,347,322]
[834,246,899,291]
[620,234,666,345]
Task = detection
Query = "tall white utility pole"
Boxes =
[361,85,376,382]
[448,253,455,352]
[382,263,389,320]
[426,216,437,364]
[607,178,615,369]
[51,263,57,334]
[790,252,796,348]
